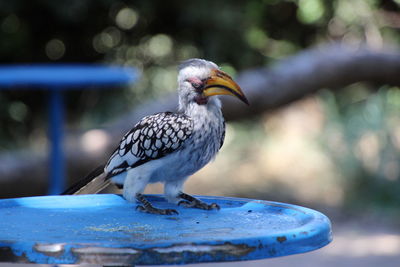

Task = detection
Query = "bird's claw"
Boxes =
[136,205,178,215]
[178,200,194,208]
[208,203,221,210]
[178,200,220,210]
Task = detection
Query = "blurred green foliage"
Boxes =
[321,86,400,212]
[0,0,400,210]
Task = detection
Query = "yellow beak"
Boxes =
[203,69,249,105]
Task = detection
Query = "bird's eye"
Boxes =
[191,82,202,90]
[186,78,204,91]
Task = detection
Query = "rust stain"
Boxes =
[276,236,287,243]
[0,246,30,263]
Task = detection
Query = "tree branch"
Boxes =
[223,43,400,120]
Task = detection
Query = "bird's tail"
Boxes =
[62,165,111,195]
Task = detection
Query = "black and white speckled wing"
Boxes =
[105,112,193,178]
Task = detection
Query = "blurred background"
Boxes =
[0,0,400,266]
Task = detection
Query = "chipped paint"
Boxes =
[152,242,254,257]
[73,247,140,254]
[34,243,65,257]
[73,247,140,265]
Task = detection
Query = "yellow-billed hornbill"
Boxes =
[63,59,248,215]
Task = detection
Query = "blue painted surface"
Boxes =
[0,64,138,194]
[0,194,332,265]
[0,64,138,88]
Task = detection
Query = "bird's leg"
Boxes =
[178,192,220,210]
[135,193,178,215]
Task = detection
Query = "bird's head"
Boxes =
[177,59,248,110]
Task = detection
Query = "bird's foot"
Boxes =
[178,192,220,210]
[136,205,178,215]
[178,200,220,210]
[136,193,178,215]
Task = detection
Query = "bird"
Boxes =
[63,58,248,215]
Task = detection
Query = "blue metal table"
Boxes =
[0,194,332,265]
[0,65,138,194]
